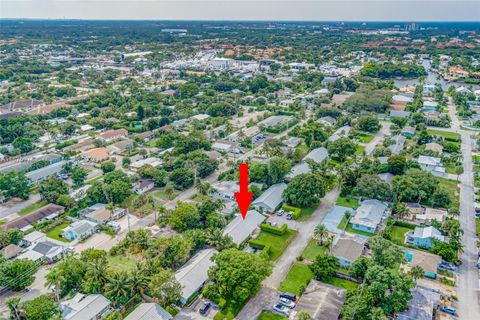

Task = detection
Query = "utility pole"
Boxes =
[127,208,131,232]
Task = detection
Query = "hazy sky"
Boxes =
[1,0,480,21]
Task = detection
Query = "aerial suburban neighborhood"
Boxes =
[1,5,480,320]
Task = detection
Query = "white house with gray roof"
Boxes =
[252,183,287,213]
[26,160,67,184]
[63,220,98,241]
[60,293,111,320]
[350,199,388,234]
[223,210,266,245]
[417,155,446,177]
[125,303,172,320]
[175,248,218,305]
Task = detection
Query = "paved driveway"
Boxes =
[236,188,340,320]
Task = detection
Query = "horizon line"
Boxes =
[1,18,480,23]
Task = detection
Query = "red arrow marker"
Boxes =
[234,163,253,220]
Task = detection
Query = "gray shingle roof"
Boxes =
[61,293,111,320]
[125,303,172,320]
[304,147,329,163]
[252,183,287,212]
[350,199,388,229]
[223,210,266,245]
[174,248,218,303]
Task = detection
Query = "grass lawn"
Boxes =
[213,297,248,320]
[45,223,71,243]
[336,196,359,209]
[107,255,139,273]
[18,200,48,216]
[297,205,318,221]
[473,155,480,164]
[337,215,348,230]
[345,223,374,237]
[427,129,461,142]
[278,263,314,295]
[390,225,413,246]
[151,189,178,201]
[445,165,463,175]
[257,311,287,320]
[301,239,327,261]
[255,230,298,261]
[356,133,374,143]
[436,177,460,208]
[354,145,365,156]
[476,218,480,239]
[322,277,360,291]
[0,220,4,225]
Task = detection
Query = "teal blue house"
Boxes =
[331,236,366,268]
[63,220,98,241]
[406,226,446,249]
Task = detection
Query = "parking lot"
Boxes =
[266,210,300,230]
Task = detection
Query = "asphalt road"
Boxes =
[236,188,340,320]
[446,102,480,319]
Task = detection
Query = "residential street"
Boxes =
[236,188,340,320]
[446,102,480,319]
[364,121,391,155]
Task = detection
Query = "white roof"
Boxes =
[392,95,414,103]
[175,248,218,302]
[80,124,94,131]
[223,210,266,245]
[125,303,172,320]
[131,157,162,169]
[212,141,236,151]
[15,250,43,261]
[418,155,441,166]
[22,231,46,244]
[191,114,210,121]
[61,293,111,320]
[412,226,446,242]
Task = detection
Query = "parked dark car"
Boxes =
[280,292,297,302]
[199,302,211,315]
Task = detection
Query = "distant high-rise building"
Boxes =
[406,22,420,32]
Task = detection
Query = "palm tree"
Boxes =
[5,296,21,320]
[196,181,212,196]
[206,228,234,250]
[409,265,424,283]
[84,259,108,294]
[314,224,328,245]
[131,267,149,295]
[104,271,132,303]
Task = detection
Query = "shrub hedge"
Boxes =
[282,204,302,220]
[260,223,288,235]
